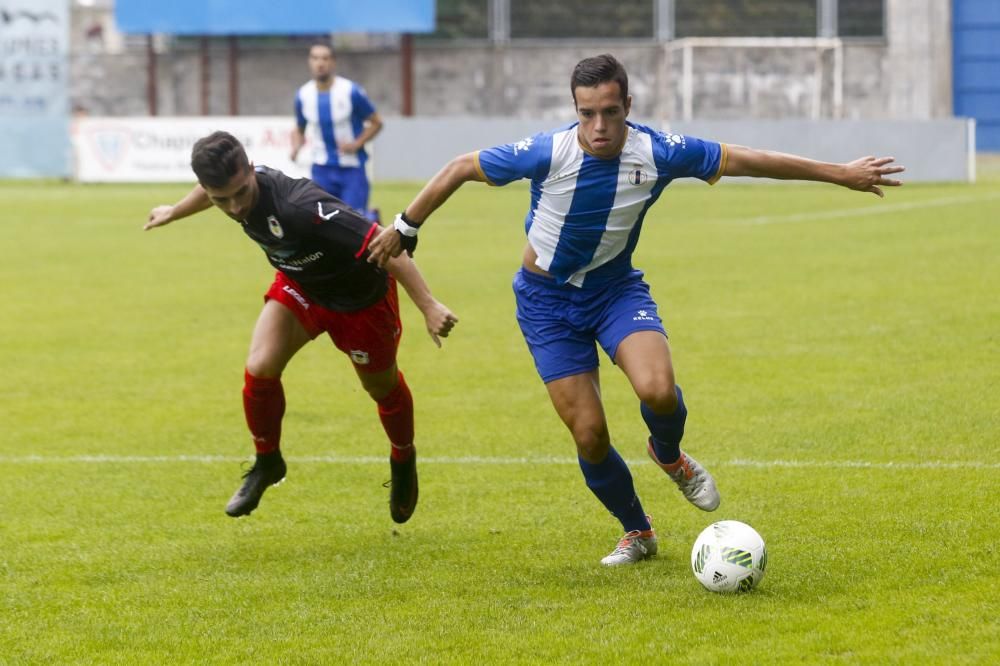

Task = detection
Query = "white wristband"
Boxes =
[393,213,420,238]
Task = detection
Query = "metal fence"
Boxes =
[426,0,884,41]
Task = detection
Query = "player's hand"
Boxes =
[842,156,905,198]
[422,300,459,348]
[367,225,404,267]
[144,205,176,230]
[339,141,360,155]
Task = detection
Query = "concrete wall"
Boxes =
[884,0,953,119]
[69,0,954,123]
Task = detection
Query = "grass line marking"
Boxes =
[3,454,997,470]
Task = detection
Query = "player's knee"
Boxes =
[635,377,678,414]
[571,422,611,462]
[245,350,284,379]
[361,379,394,401]
[358,367,400,401]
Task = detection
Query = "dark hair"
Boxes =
[571,53,629,104]
[190,131,250,188]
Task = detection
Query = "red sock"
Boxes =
[377,372,414,461]
[243,369,285,455]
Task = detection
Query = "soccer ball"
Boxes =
[691,520,767,593]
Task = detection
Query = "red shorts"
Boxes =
[265,272,402,374]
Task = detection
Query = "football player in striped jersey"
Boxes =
[368,53,903,566]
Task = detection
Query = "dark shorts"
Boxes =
[265,271,401,374]
[513,268,667,384]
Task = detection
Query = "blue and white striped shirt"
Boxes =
[295,76,376,169]
[475,121,726,288]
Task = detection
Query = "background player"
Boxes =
[146,131,457,522]
[290,42,383,221]
[367,53,904,565]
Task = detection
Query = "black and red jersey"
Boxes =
[240,165,385,311]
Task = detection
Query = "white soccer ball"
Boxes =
[691,520,767,593]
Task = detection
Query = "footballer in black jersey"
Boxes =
[146,131,457,523]
[238,165,387,312]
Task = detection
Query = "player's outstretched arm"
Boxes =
[143,184,214,230]
[723,145,905,197]
[367,152,484,266]
[384,253,459,348]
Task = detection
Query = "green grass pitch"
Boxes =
[2,165,998,663]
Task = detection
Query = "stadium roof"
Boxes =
[115,0,435,35]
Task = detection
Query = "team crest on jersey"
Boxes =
[349,350,370,365]
[628,169,649,186]
[267,215,284,238]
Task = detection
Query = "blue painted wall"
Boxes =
[954,0,1000,150]
[115,1,435,35]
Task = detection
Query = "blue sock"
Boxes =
[578,446,650,532]
[642,384,687,465]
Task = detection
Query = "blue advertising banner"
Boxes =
[115,0,435,35]
[0,0,70,177]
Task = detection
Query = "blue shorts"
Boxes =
[311,164,371,217]
[513,268,667,383]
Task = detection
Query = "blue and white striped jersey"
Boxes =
[475,121,726,288]
[295,76,376,169]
